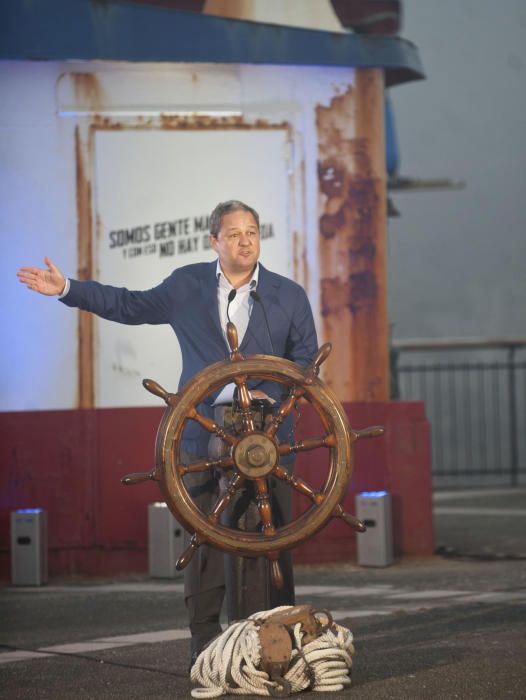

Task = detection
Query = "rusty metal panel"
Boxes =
[317,69,389,401]
[75,125,95,408]
[65,64,389,408]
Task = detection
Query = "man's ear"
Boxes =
[209,234,218,252]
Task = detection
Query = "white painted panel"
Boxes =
[56,67,242,116]
[93,128,291,407]
[1,62,78,412]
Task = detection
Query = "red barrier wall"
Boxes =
[0,401,433,579]
[293,401,434,563]
[0,408,163,578]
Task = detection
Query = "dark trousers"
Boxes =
[182,412,295,653]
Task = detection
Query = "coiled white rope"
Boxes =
[190,606,354,698]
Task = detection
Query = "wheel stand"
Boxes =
[223,480,294,621]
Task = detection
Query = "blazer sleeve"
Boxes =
[284,285,318,367]
[59,274,175,326]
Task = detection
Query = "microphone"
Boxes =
[226,288,237,323]
[250,290,276,355]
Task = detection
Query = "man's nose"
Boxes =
[239,233,252,245]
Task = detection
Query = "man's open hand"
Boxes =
[17,257,66,296]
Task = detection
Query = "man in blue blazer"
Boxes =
[18,199,318,665]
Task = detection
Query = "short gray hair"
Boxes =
[209,200,260,238]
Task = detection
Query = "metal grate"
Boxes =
[391,339,526,487]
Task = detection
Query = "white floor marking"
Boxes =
[433,488,526,501]
[40,641,134,655]
[296,584,395,597]
[96,629,190,644]
[0,650,53,664]
[386,590,471,600]
[0,629,191,666]
[7,582,185,594]
[434,507,526,516]
[454,590,526,604]
[331,609,392,619]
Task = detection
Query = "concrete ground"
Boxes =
[1,487,525,699]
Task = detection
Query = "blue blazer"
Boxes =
[61,261,318,453]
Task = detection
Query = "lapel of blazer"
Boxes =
[240,263,280,353]
[200,260,224,346]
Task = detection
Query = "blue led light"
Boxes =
[16,508,43,514]
[359,491,388,498]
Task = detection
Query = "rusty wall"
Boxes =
[317,69,389,401]
[57,64,366,409]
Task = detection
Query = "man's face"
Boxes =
[210,209,260,279]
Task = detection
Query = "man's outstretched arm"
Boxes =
[17,257,66,296]
[17,256,173,326]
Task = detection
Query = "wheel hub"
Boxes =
[234,433,278,478]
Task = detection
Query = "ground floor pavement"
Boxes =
[1,488,525,699]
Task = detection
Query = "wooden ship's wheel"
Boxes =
[122,322,383,588]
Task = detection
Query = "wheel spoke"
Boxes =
[121,467,160,485]
[207,473,245,524]
[333,504,366,532]
[272,464,324,505]
[176,532,204,570]
[234,376,255,433]
[254,477,277,536]
[226,322,244,361]
[278,433,336,455]
[188,407,237,446]
[265,386,304,438]
[304,343,332,382]
[268,554,284,589]
[179,456,234,475]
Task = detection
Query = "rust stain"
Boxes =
[316,70,388,401]
[297,158,310,295]
[316,87,355,145]
[159,113,288,131]
[320,271,377,317]
[72,73,104,111]
[302,243,309,296]
[319,209,345,239]
[349,271,377,309]
[75,126,95,409]
[350,137,373,177]
[348,236,376,261]
[348,175,377,214]
[92,115,152,130]
[292,230,300,283]
[91,113,289,133]
[95,213,102,242]
[318,159,345,198]
[320,277,349,316]
[92,115,125,130]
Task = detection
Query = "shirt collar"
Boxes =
[216,260,259,291]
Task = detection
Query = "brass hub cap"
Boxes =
[233,433,278,478]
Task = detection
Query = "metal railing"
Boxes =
[391,338,526,487]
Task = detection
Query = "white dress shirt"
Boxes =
[214,261,259,405]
